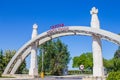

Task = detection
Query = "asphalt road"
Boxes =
[38,77,82,80]
[0,75,84,80]
[38,78,82,80]
[0,78,82,80]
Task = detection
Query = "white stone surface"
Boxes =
[90,7,100,29]
[10,47,31,74]
[29,24,38,76]
[92,36,104,77]
[90,7,104,77]
[31,24,38,39]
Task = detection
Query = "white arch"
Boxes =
[3,26,120,74]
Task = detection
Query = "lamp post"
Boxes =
[41,48,44,78]
[42,49,44,72]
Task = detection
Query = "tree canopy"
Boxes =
[105,47,120,72]
[72,52,93,70]
[0,49,28,76]
[0,50,4,76]
[38,39,71,75]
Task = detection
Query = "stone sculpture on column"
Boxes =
[90,7,104,77]
[29,24,38,77]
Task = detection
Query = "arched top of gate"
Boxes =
[24,26,120,49]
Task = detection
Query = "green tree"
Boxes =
[72,52,114,73]
[3,50,28,74]
[112,58,120,71]
[112,34,120,72]
[72,56,80,68]
[38,39,71,75]
[103,58,114,72]
[104,47,120,73]
[16,61,28,74]
[107,71,120,80]
[0,50,4,76]
[3,50,16,67]
[72,46,120,74]
[72,52,93,70]
[114,46,120,58]
[112,47,120,72]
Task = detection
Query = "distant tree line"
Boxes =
[72,46,120,74]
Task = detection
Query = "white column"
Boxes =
[90,7,104,77]
[29,24,38,76]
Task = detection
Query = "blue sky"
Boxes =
[0,0,120,70]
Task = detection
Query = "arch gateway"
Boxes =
[3,7,120,77]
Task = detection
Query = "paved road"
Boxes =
[38,76,83,80]
[39,79,82,80]
[35,78,82,80]
[0,78,82,80]
[0,77,82,80]
[0,75,84,80]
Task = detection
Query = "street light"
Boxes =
[42,49,44,72]
[41,48,44,78]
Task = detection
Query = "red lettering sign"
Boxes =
[50,24,64,29]
[47,27,69,35]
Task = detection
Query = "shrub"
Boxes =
[0,71,1,77]
[107,71,120,80]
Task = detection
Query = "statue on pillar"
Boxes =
[29,24,38,77]
[90,7,104,77]
[90,7,100,29]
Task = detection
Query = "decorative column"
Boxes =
[90,7,104,77]
[29,24,38,76]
